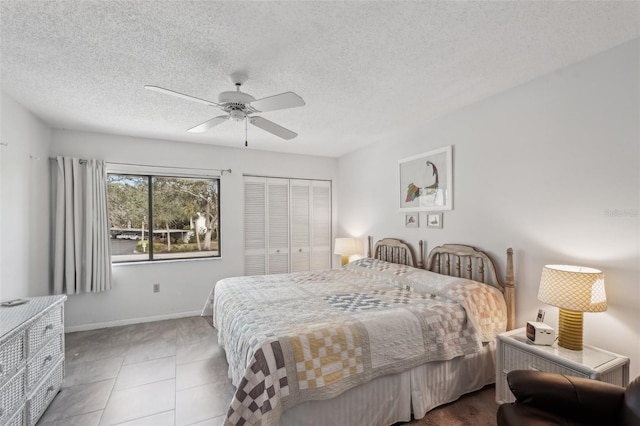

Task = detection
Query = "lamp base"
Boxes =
[341,255,349,267]
[557,309,584,350]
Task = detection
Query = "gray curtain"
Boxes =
[53,156,111,294]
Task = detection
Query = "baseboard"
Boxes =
[64,310,203,333]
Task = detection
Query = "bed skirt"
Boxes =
[280,340,497,426]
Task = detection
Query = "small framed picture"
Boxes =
[426,213,442,228]
[405,213,419,228]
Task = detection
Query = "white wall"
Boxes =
[0,93,52,300]
[50,130,338,330]
[337,39,640,378]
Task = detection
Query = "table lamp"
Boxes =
[334,238,357,267]
[537,265,607,350]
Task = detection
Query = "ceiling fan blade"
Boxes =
[187,115,229,133]
[145,85,220,107]
[250,92,305,112]
[250,117,298,140]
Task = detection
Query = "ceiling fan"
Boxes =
[145,73,305,142]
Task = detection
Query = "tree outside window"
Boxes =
[107,174,220,262]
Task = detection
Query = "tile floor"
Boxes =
[38,316,233,426]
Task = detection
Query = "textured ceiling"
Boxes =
[1,1,638,157]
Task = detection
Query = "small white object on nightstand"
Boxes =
[525,321,554,345]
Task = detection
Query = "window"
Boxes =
[107,173,220,262]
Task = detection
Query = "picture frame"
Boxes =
[398,146,453,211]
[426,213,443,228]
[405,213,419,228]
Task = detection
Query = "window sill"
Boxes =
[112,256,222,266]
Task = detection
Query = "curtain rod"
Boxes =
[50,157,232,175]
[106,161,232,175]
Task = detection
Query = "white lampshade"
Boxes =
[334,238,357,256]
[537,264,607,351]
[538,265,607,312]
[334,237,357,267]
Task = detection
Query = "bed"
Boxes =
[212,237,515,425]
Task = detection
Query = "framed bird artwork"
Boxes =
[398,145,453,212]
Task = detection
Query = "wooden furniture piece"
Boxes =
[0,295,66,426]
[368,237,515,330]
[371,237,419,267]
[216,237,516,425]
[496,327,630,404]
[425,243,515,331]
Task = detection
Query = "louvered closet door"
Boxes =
[311,180,331,270]
[267,178,290,274]
[244,177,267,275]
[290,180,311,272]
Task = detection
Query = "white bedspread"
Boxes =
[212,258,507,426]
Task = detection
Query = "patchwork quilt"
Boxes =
[212,258,507,426]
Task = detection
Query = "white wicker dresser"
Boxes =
[496,327,630,404]
[0,295,66,426]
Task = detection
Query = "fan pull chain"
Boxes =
[245,117,248,147]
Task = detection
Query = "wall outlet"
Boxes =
[153,283,160,293]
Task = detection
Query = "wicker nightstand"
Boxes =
[496,327,630,404]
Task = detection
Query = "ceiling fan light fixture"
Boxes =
[229,110,246,122]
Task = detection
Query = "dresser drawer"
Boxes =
[4,405,25,426]
[27,333,63,391]
[0,330,26,384]
[0,368,25,425]
[503,344,588,378]
[27,305,63,356]
[27,359,64,426]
